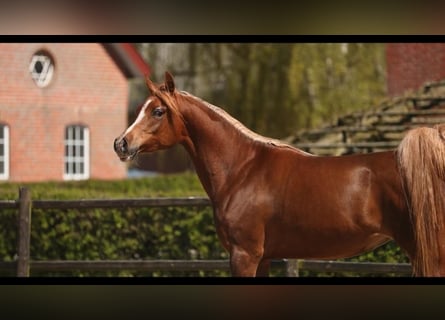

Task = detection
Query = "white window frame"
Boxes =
[29,52,55,88]
[0,125,9,180]
[63,125,90,180]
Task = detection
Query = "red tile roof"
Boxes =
[102,43,150,78]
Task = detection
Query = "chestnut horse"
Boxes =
[114,72,445,276]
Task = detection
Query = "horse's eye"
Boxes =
[151,107,166,118]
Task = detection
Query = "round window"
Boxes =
[29,51,55,88]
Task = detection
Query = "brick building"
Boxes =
[0,43,149,182]
[386,43,445,96]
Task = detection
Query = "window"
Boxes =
[64,125,89,180]
[29,51,55,88]
[0,125,9,180]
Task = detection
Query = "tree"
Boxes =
[130,43,386,171]
[137,43,386,137]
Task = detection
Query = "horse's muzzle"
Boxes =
[114,137,136,161]
[114,137,128,153]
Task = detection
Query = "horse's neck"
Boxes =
[179,97,257,201]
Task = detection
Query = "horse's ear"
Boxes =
[145,74,157,95]
[164,71,175,94]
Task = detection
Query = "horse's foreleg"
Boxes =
[256,259,271,277]
[230,247,263,277]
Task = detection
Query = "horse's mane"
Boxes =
[178,91,310,155]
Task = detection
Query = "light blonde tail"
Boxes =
[397,124,445,276]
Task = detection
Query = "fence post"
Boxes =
[17,187,31,277]
[286,259,299,277]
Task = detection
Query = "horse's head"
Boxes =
[114,72,186,161]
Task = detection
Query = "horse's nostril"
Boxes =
[114,137,128,154]
[121,138,128,153]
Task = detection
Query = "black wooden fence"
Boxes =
[0,187,412,277]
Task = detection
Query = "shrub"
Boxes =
[0,173,228,277]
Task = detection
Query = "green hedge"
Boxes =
[0,173,229,276]
[0,172,409,277]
